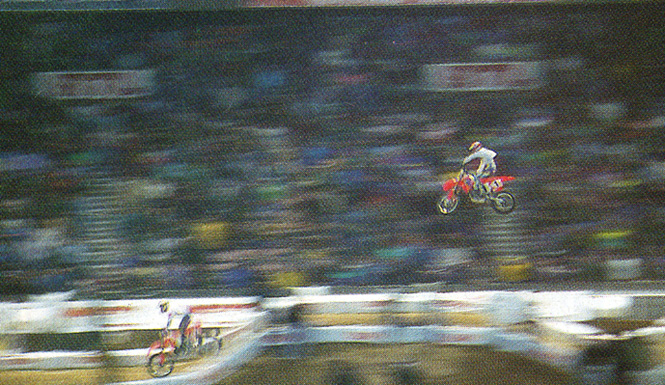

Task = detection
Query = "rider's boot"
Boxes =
[471,178,482,193]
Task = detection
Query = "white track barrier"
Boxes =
[0,296,262,334]
[264,290,633,324]
[0,289,655,384]
[263,324,581,371]
[0,313,268,372]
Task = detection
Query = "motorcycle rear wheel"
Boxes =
[490,192,515,214]
[437,195,459,214]
[199,337,222,357]
[147,353,175,378]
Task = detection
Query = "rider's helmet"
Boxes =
[469,141,482,153]
[159,300,169,313]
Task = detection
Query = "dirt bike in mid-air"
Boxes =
[437,167,516,215]
[146,319,223,377]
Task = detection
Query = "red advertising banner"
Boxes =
[32,70,156,100]
[422,62,543,92]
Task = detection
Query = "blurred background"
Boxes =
[0,4,664,299]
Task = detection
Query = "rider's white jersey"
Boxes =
[164,304,191,330]
[463,148,497,175]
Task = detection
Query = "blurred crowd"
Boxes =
[1,7,664,298]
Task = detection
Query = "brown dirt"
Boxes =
[218,343,572,385]
[0,356,208,385]
[0,343,572,385]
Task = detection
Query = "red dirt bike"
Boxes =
[146,320,222,377]
[437,168,516,215]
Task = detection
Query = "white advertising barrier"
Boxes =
[285,293,400,314]
[0,296,262,334]
[274,290,631,325]
[433,291,632,323]
[589,294,634,319]
[0,351,103,370]
[508,290,623,322]
[484,291,532,325]
[0,312,269,371]
[0,290,639,380]
[424,291,492,313]
[0,291,634,335]
[428,326,496,345]
[272,291,495,315]
[280,290,494,314]
[264,325,496,346]
[529,291,596,322]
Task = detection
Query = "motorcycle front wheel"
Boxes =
[437,194,459,214]
[490,192,515,214]
[147,353,175,378]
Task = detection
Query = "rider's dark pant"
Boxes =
[178,314,191,333]
[474,169,495,192]
[178,314,191,345]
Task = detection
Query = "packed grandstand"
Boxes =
[1,1,665,384]
[1,3,663,300]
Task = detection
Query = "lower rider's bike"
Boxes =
[437,168,516,215]
[146,320,223,378]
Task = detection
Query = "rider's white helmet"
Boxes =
[469,141,482,153]
[159,300,169,313]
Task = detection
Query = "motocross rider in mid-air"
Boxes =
[462,141,497,195]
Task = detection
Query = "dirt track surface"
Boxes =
[0,356,208,385]
[0,343,571,385]
[218,343,572,385]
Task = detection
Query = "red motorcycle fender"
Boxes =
[442,178,457,191]
[442,178,460,200]
[147,340,163,357]
[147,338,177,357]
